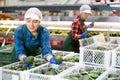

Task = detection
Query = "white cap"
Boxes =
[80,5,91,14]
[24,7,42,21]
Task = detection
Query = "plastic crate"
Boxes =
[97,68,120,80]
[63,53,79,64]
[0,67,2,80]
[80,42,118,68]
[109,37,120,45]
[59,64,106,80]
[79,37,94,47]
[27,62,75,80]
[112,47,120,68]
[52,50,73,57]
[34,50,73,60]
[0,44,17,67]
[92,34,105,43]
[2,59,47,80]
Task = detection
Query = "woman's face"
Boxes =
[80,13,90,20]
[25,18,40,33]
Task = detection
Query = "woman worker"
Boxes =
[14,7,62,66]
[64,5,93,53]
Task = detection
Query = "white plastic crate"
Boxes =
[34,55,42,60]
[92,34,105,43]
[27,62,75,80]
[52,50,74,57]
[0,67,2,80]
[79,37,94,47]
[59,64,107,80]
[2,62,25,80]
[2,59,47,80]
[112,47,120,68]
[109,37,120,45]
[97,68,120,80]
[80,42,118,68]
[35,50,73,60]
[63,53,79,64]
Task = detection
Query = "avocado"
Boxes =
[88,72,99,79]
[108,74,119,78]
[96,46,106,50]
[54,55,62,63]
[87,33,92,37]
[25,56,34,64]
[82,75,91,80]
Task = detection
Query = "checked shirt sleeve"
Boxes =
[71,18,80,39]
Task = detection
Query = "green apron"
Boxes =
[64,32,79,53]
[23,26,42,56]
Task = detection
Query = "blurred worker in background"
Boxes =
[64,5,93,53]
[73,10,80,17]
[14,7,62,67]
[110,10,117,16]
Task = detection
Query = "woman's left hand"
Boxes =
[50,57,63,64]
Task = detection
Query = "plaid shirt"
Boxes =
[71,18,85,39]
[14,24,52,58]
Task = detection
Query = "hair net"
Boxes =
[80,5,91,14]
[24,7,42,21]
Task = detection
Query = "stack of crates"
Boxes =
[0,44,17,67]
[97,46,120,80]
[79,42,118,68]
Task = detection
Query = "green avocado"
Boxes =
[88,72,99,79]
[108,74,119,78]
[25,56,34,64]
[54,55,62,63]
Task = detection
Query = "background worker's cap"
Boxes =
[80,5,91,14]
[24,7,42,21]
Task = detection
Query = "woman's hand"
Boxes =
[22,56,34,67]
[46,55,63,64]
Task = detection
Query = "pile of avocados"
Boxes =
[64,55,79,62]
[106,73,120,80]
[53,52,69,57]
[7,59,46,71]
[65,69,104,80]
[40,65,70,75]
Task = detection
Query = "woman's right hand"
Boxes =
[21,55,34,67]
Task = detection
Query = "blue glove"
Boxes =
[81,32,87,38]
[23,56,33,67]
[87,24,93,29]
[50,57,63,64]
[24,64,33,67]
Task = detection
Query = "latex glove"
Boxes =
[24,64,33,67]
[80,32,87,38]
[87,22,94,29]
[23,56,34,67]
[87,24,93,28]
[50,57,63,64]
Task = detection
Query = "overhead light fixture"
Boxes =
[109,4,120,7]
[107,3,120,8]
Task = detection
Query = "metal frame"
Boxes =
[0,4,120,11]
